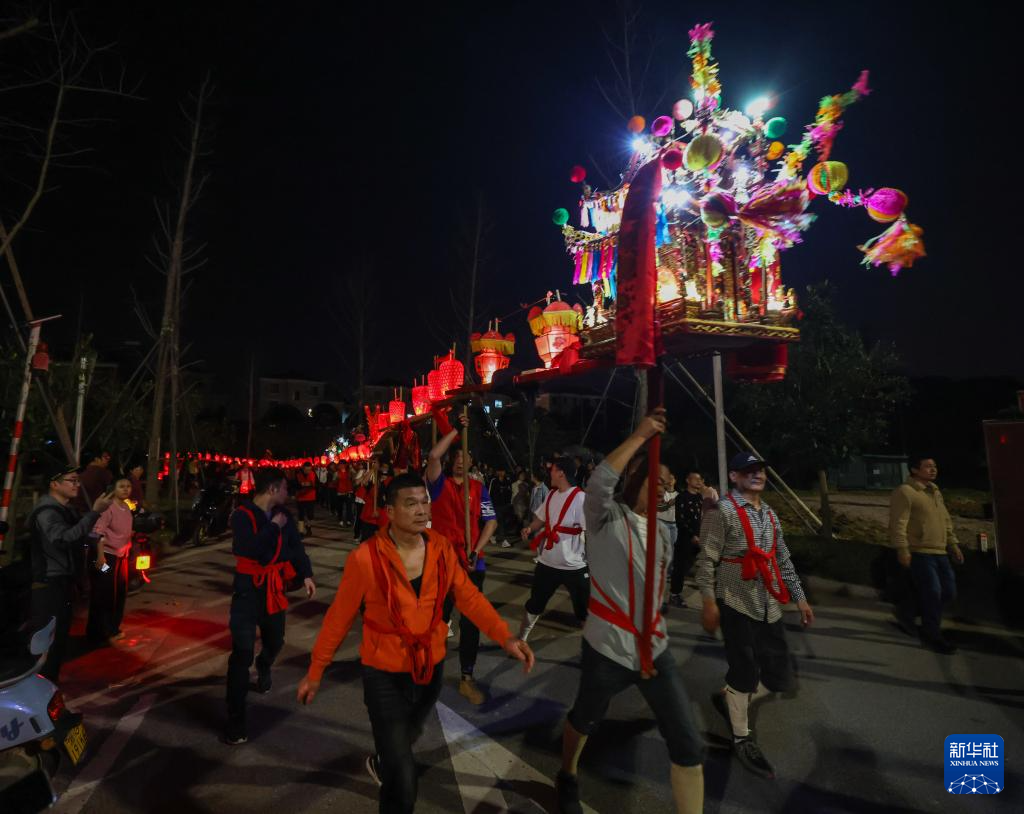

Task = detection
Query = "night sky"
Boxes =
[7,1,1015,400]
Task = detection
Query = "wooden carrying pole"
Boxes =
[462,405,471,552]
[640,365,664,677]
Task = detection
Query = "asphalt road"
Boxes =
[49,519,1024,813]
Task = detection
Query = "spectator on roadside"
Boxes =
[73,450,113,512]
[488,466,515,546]
[28,463,112,682]
[512,469,531,529]
[127,459,146,504]
[669,470,708,608]
[529,467,549,517]
[888,455,963,654]
[295,461,318,536]
[335,462,354,528]
[87,476,134,644]
[657,470,679,613]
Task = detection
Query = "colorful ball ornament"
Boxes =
[569,165,587,183]
[683,134,723,172]
[626,115,646,134]
[672,99,694,121]
[766,140,785,160]
[764,117,787,139]
[700,193,736,228]
[807,161,849,195]
[865,188,908,223]
[651,115,674,137]
[552,208,570,226]
[661,148,683,171]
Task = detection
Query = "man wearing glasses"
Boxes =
[28,463,112,681]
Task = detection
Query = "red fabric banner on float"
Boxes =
[615,158,663,368]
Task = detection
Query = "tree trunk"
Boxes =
[145,79,207,504]
[817,469,833,540]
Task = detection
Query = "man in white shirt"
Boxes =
[518,457,588,642]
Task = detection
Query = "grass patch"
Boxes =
[785,533,880,588]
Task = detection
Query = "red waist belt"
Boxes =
[366,536,449,685]
[530,487,584,551]
[720,494,789,604]
[236,557,296,614]
[587,517,667,671]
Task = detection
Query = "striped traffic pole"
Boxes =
[0,321,42,551]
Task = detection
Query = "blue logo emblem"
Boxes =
[945,734,1003,794]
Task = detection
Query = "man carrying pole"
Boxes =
[425,406,498,705]
[555,410,705,814]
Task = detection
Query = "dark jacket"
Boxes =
[231,500,313,592]
[676,490,704,543]
[29,496,100,581]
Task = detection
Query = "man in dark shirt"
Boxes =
[487,466,515,545]
[29,463,112,681]
[224,467,316,745]
[73,450,113,512]
[669,470,712,608]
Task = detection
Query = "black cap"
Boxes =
[47,462,85,484]
[728,452,767,473]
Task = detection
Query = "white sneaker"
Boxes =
[447,620,455,639]
[500,540,512,548]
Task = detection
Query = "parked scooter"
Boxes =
[0,619,87,813]
[188,480,236,547]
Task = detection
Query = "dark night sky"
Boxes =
[7,1,1016,402]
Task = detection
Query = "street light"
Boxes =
[745,95,773,120]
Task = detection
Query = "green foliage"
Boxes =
[732,283,909,478]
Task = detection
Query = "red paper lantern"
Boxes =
[474,350,509,384]
[427,369,444,403]
[412,385,431,415]
[438,355,464,396]
[389,398,406,423]
[377,409,390,430]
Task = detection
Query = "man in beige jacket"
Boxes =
[889,455,963,654]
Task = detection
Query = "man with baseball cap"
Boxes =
[28,461,112,681]
[695,451,813,780]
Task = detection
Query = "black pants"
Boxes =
[30,576,74,683]
[86,554,129,641]
[670,538,699,595]
[568,640,704,767]
[457,569,485,675]
[525,562,589,623]
[296,500,315,523]
[226,587,286,724]
[336,493,353,523]
[718,601,793,693]
[363,662,444,814]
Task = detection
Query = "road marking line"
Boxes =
[54,693,157,810]
[437,701,597,814]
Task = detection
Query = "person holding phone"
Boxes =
[87,476,135,644]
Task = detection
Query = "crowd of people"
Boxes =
[21,410,967,814]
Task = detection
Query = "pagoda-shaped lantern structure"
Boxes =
[547,22,923,368]
[471,320,515,384]
[528,291,582,369]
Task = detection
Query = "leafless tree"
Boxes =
[143,77,213,505]
[0,5,141,461]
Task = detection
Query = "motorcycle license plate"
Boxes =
[64,723,88,765]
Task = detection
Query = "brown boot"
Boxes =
[458,675,486,705]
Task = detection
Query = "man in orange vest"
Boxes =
[696,451,814,780]
[298,472,533,813]
[295,461,318,536]
[224,467,316,745]
[517,456,588,642]
[425,409,498,705]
